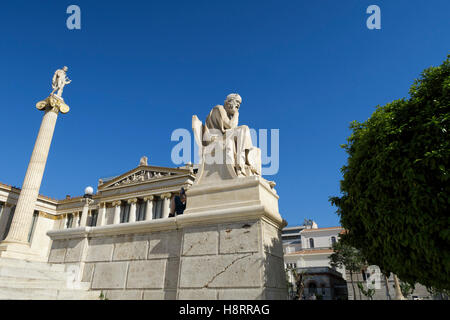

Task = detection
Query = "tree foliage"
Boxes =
[330,55,450,291]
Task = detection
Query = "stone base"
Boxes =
[46,176,287,300]
[0,240,47,262]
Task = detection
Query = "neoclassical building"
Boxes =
[0,159,196,262]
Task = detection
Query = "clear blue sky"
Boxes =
[0,1,449,228]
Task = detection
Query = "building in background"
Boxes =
[282,220,443,300]
[282,220,347,300]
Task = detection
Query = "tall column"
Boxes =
[99,202,107,226]
[128,198,138,223]
[112,201,121,224]
[80,198,94,227]
[144,196,154,221]
[0,94,70,259]
[161,193,172,219]
[3,107,58,244]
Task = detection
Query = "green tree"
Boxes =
[330,55,450,291]
[329,241,366,300]
[399,280,415,298]
[286,267,308,300]
[357,282,375,300]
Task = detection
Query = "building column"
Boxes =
[80,198,94,227]
[144,196,154,221]
[62,214,68,229]
[128,198,138,223]
[98,202,107,226]
[112,201,121,225]
[161,193,172,219]
[73,212,80,228]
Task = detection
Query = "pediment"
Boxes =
[98,165,192,190]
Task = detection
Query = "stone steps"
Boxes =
[0,264,68,281]
[0,257,65,272]
[0,287,101,300]
[0,258,99,300]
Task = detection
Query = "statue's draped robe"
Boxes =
[205,105,253,169]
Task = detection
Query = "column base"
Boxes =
[0,240,45,262]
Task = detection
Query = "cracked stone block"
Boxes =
[218,288,264,300]
[126,260,166,289]
[219,220,260,254]
[143,290,176,300]
[86,238,114,262]
[81,263,95,282]
[178,289,217,300]
[262,221,283,258]
[106,290,143,300]
[148,230,182,259]
[264,288,288,299]
[64,238,86,263]
[182,225,218,256]
[48,239,67,263]
[113,234,148,261]
[264,253,286,289]
[91,262,128,289]
[179,253,263,288]
[164,258,180,289]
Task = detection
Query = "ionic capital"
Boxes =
[112,200,122,207]
[127,198,138,205]
[144,195,154,201]
[161,193,172,199]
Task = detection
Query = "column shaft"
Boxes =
[80,202,90,227]
[161,193,172,219]
[4,108,59,243]
[128,199,137,223]
[113,202,121,224]
[144,196,154,221]
[99,203,107,226]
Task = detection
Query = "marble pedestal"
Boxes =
[47,176,287,300]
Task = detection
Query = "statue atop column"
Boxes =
[36,66,71,114]
[50,66,72,98]
[192,93,262,182]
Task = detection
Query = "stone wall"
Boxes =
[48,217,287,300]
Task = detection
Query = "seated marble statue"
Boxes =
[192,93,261,178]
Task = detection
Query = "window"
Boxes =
[308,282,317,295]
[120,203,130,223]
[331,236,337,246]
[136,199,146,221]
[3,205,16,240]
[27,211,39,243]
[88,210,98,227]
[66,214,74,228]
[309,238,315,248]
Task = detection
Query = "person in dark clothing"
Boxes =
[169,188,186,217]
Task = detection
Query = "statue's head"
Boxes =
[224,93,242,114]
[63,66,68,72]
